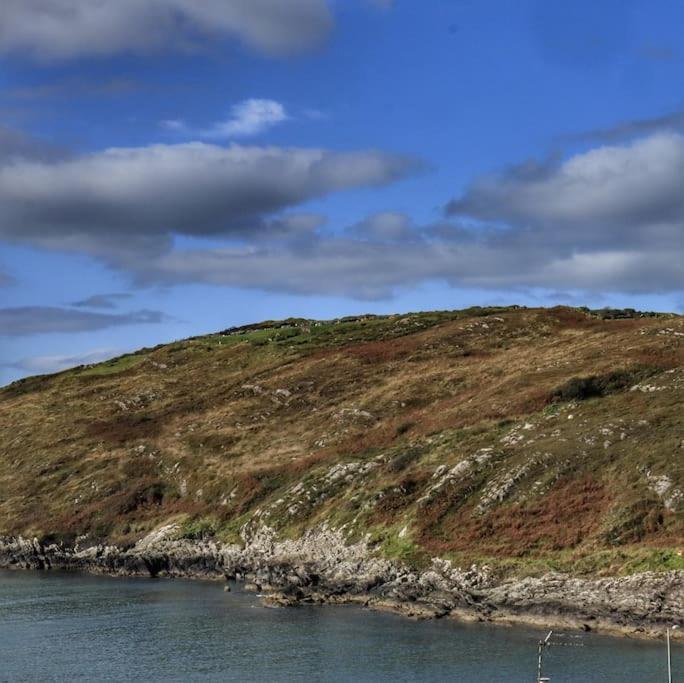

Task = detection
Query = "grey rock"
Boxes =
[1,526,681,639]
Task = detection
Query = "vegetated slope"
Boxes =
[1,306,682,578]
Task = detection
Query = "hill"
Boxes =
[1,306,682,636]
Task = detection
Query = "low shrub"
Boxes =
[550,365,659,402]
[387,447,423,472]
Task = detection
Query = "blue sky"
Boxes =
[1,0,683,384]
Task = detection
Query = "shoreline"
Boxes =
[259,589,683,641]
[1,528,681,642]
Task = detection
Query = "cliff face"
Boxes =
[1,306,682,585]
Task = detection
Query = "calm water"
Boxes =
[0,570,680,682]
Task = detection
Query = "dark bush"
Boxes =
[114,480,167,514]
[387,447,424,472]
[551,365,659,402]
[395,421,415,436]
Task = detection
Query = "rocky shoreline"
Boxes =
[1,526,681,641]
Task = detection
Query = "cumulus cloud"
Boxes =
[116,133,684,299]
[447,133,684,249]
[2,130,680,301]
[130,239,444,300]
[442,132,684,294]
[0,307,167,336]
[0,124,68,164]
[0,142,418,256]
[0,0,333,60]
[163,99,289,139]
[123,227,682,300]
[347,211,418,243]
[255,213,327,242]
[5,348,123,374]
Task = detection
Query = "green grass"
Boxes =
[179,515,220,540]
[380,534,425,565]
[432,546,684,579]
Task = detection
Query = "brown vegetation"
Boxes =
[1,305,682,574]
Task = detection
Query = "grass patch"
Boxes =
[180,515,219,540]
[382,535,424,565]
[370,527,428,568]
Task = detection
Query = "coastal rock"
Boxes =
[1,527,681,640]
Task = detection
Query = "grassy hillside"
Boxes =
[1,306,682,578]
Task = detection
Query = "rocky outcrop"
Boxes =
[0,531,226,578]
[481,571,683,637]
[1,526,681,640]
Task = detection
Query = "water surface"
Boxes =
[0,570,680,682]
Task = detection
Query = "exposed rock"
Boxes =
[642,470,684,512]
[1,526,681,640]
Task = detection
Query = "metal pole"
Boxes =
[537,639,543,683]
[669,625,680,683]
[536,631,552,682]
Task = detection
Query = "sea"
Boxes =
[0,569,680,682]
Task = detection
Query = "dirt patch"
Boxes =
[344,338,419,364]
[85,414,162,443]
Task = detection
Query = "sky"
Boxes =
[1,0,683,385]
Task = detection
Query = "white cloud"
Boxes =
[203,99,289,139]
[0,0,333,60]
[0,124,68,164]
[165,99,290,139]
[347,211,417,242]
[124,228,683,300]
[2,128,680,301]
[123,133,684,298]
[0,142,418,253]
[448,133,684,250]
